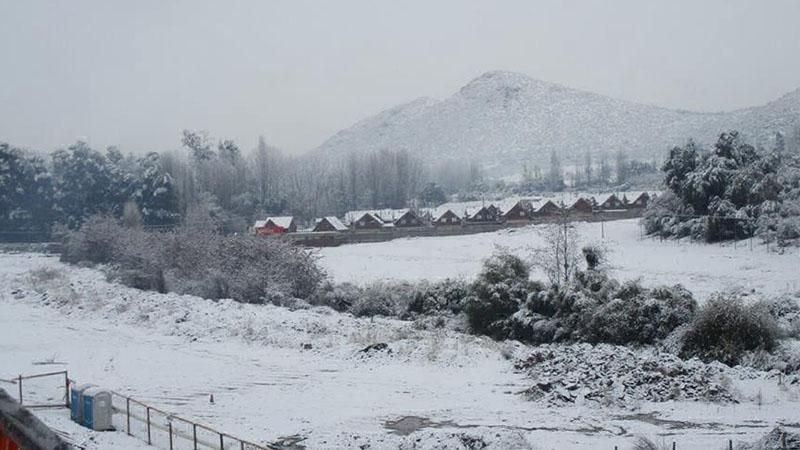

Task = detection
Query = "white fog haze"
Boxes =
[1,0,800,153]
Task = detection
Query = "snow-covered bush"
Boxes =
[61,214,325,303]
[349,282,417,317]
[309,278,471,319]
[309,281,362,312]
[464,249,698,346]
[681,294,779,366]
[60,214,121,264]
[406,278,471,316]
[465,251,532,339]
[583,283,696,345]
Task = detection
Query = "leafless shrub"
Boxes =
[630,436,671,450]
[529,214,581,288]
[60,214,325,303]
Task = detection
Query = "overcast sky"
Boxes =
[1,0,799,155]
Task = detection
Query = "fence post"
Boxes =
[64,371,69,409]
[126,398,131,435]
[729,439,733,450]
[168,421,173,450]
[220,433,224,450]
[241,441,245,450]
[146,406,151,445]
[193,423,198,450]
[672,442,675,450]
[601,217,605,239]
[18,375,23,404]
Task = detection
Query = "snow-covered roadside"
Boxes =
[318,219,800,300]
[1,253,799,449]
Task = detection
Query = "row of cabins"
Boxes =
[254,192,653,235]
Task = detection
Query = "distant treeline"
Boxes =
[6,127,778,238]
[0,132,487,236]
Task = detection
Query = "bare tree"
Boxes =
[530,207,580,287]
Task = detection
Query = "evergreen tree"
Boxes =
[51,141,115,228]
[0,143,55,236]
[598,152,611,186]
[615,150,629,185]
[547,150,564,191]
[584,151,593,186]
[136,152,180,226]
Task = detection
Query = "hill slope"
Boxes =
[315,71,800,176]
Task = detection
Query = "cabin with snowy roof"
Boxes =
[433,209,461,226]
[254,216,296,235]
[352,212,385,230]
[502,199,534,222]
[393,210,424,228]
[534,200,562,217]
[465,205,500,223]
[568,197,594,215]
[625,192,651,209]
[596,194,625,210]
[313,216,348,232]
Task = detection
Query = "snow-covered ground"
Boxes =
[1,250,799,449]
[318,219,800,301]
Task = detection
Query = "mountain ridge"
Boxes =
[314,71,800,176]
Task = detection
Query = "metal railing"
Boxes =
[11,370,70,409]
[6,371,274,450]
[103,387,274,450]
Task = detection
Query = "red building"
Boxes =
[254,217,297,235]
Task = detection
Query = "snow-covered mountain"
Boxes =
[314,71,800,176]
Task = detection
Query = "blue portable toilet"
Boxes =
[82,387,113,431]
[70,384,95,424]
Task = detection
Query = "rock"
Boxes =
[360,343,391,354]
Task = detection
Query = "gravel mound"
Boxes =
[739,426,800,449]
[515,343,737,405]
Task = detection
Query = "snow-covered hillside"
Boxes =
[315,71,800,176]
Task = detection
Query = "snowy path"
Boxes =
[318,219,800,300]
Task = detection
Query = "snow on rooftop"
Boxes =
[266,216,294,228]
[318,216,348,231]
[343,209,409,225]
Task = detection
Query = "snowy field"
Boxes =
[319,219,800,301]
[1,246,799,449]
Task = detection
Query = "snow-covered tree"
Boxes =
[0,143,55,237]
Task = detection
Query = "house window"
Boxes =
[358,220,364,226]
[520,211,526,217]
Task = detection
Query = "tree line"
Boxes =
[0,132,484,238]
